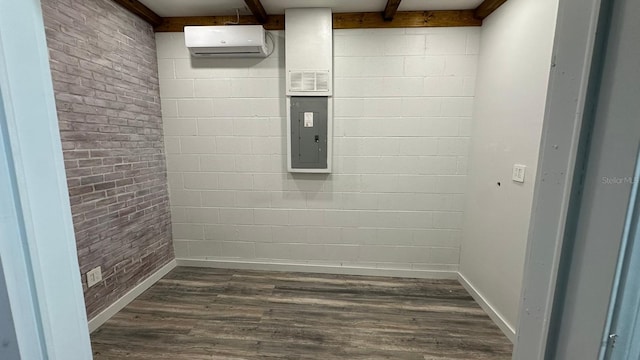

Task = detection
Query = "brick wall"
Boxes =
[41,0,174,318]
[156,28,478,277]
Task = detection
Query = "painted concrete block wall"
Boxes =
[156,27,479,276]
[41,0,174,318]
[459,0,559,333]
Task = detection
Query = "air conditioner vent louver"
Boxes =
[289,71,330,92]
[316,72,329,91]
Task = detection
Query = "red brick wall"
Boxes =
[41,0,174,319]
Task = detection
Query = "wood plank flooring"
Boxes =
[91,267,512,359]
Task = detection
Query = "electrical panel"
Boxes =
[290,97,328,169]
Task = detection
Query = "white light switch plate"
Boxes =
[512,164,526,183]
[87,266,102,288]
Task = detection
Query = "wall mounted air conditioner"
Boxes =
[184,25,269,57]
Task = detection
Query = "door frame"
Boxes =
[0,0,620,359]
[0,0,92,359]
[602,147,640,359]
[512,0,608,358]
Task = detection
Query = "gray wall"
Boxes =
[40,0,174,319]
[0,259,20,360]
[551,0,640,356]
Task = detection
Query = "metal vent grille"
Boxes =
[289,71,330,92]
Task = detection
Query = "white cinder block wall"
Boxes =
[156,27,479,277]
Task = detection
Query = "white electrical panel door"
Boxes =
[285,8,333,96]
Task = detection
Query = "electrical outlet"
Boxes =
[512,164,526,183]
[87,266,102,288]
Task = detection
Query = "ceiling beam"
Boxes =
[155,11,481,32]
[383,0,402,21]
[334,11,480,29]
[243,0,269,24]
[155,15,285,32]
[474,0,508,20]
[111,0,162,27]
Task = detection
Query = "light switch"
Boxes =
[513,164,526,183]
[304,112,314,127]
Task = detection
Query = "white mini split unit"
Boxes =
[285,8,333,173]
[184,25,269,57]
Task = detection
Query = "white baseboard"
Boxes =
[175,258,458,280]
[88,259,177,333]
[457,272,516,343]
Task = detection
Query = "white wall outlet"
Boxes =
[513,164,527,183]
[87,266,102,288]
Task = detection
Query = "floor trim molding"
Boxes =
[457,272,516,343]
[175,258,458,280]
[88,259,177,333]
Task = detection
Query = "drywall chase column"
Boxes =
[285,8,334,173]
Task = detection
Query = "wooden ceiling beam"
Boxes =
[243,0,269,24]
[155,11,481,32]
[112,0,162,27]
[474,0,508,20]
[155,15,285,32]
[334,11,480,29]
[383,0,402,21]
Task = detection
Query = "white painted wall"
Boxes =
[459,0,559,336]
[156,27,479,277]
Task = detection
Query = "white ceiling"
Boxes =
[139,0,484,17]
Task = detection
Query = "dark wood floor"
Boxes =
[91,267,512,359]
